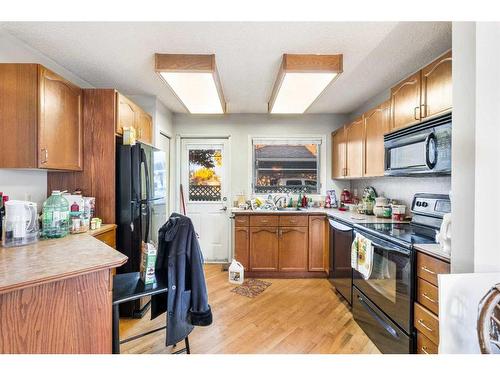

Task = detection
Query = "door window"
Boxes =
[188,146,223,202]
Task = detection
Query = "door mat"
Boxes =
[231,279,272,298]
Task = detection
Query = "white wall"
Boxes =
[173,113,350,209]
[0,31,92,209]
[451,22,476,273]
[474,22,500,273]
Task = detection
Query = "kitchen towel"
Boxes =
[356,233,374,280]
[351,234,359,270]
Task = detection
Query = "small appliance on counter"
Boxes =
[437,212,452,254]
[373,196,392,218]
[2,200,39,247]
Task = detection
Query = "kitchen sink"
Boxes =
[277,207,303,211]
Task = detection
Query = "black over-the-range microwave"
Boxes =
[384,112,452,176]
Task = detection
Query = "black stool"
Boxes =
[112,272,190,354]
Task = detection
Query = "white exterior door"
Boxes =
[180,138,230,262]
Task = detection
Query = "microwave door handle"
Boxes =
[357,295,399,338]
[425,133,437,169]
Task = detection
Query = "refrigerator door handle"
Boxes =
[144,202,151,244]
[140,147,151,202]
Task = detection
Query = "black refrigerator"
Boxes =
[116,139,168,317]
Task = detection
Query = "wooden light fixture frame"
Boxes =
[268,54,343,113]
[155,54,226,113]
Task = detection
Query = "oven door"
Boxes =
[352,230,413,333]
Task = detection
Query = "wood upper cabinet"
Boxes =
[136,111,153,145]
[0,64,83,170]
[421,50,452,120]
[39,67,83,170]
[249,227,279,271]
[308,216,327,272]
[346,117,364,178]
[390,71,422,131]
[116,93,153,145]
[332,127,346,179]
[364,100,390,177]
[116,93,136,135]
[279,227,308,272]
[234,227,250,270]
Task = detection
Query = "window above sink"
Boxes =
[251,137,322,195]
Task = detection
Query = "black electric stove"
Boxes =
[353,222,438,249]
[351,193,450,354]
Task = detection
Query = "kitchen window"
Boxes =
[252,137,322,194]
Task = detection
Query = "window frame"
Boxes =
[248,135,326,196]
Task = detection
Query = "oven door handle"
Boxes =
[357,295,399,338]
[354,230,411,255]
[328,219,352,232]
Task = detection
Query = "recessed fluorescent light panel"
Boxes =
[269,54,343,114]
[155,54,226,114]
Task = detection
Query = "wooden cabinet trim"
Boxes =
[421,50,452,120]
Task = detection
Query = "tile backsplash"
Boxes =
[350,176,451,214]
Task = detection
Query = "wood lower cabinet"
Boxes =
[249,227,279,272]
[239,214,328,277]
[421,50,452,120]
[308,216,327,272]
[364,100,390,177]
[0,63,83,170]
[279,227,308,272]
[332,127,347,178]
[346,117,364,178]
[234,226,250,270]
[414,251,450,354]
[391,71,422,131]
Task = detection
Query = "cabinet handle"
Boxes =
[421,346,430,355]
[422,292,437,304]
[420,104,426,118]
[40,148,48,164]
[418,319,433,332]
[278,229,282,238]
[261,220,269,223]
[421,266,436,275]
[414,106,420,120]
[276,229,279,236]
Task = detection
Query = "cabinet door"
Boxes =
[308,216,326,272]
[38,66,83,170]
[390,71,422,131]
[250,227,279,271]
[234,227,250,270]
[422,51,452,119]
[136,110,153,145]
[116,93,136,135]
[346,117,364,178]
[279,227,308,272]
[332,127,346,178]
[364,101,390,177]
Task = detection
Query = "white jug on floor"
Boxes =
[228,259,244,285]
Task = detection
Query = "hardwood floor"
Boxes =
[119,264,380,354]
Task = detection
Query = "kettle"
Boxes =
[2,200,39,247]
[436,213,451,254]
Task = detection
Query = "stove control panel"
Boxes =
[411,193,451,219]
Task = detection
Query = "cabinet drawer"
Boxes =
[414,303,439,345]
[279,215,308,227]
[234,215,249,227]
[250,215,279,227]
[417,278,440,315]
[417,332,438,354]
[417,252,450,286]
[94,230,116,249]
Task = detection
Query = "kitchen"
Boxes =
[0,13,499,367]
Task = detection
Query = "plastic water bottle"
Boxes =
[228,259,244,285]
[42,191,70,238]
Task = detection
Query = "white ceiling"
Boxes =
[0,22,451,114]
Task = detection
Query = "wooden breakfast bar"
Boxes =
[0,235,127,354]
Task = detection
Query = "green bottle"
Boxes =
[297,193,302,208]
[42,191,70,238]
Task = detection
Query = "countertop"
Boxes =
[231,207,409,225]
[413,243,451,262]
[87,223,117,237]
[0,233,128,295]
